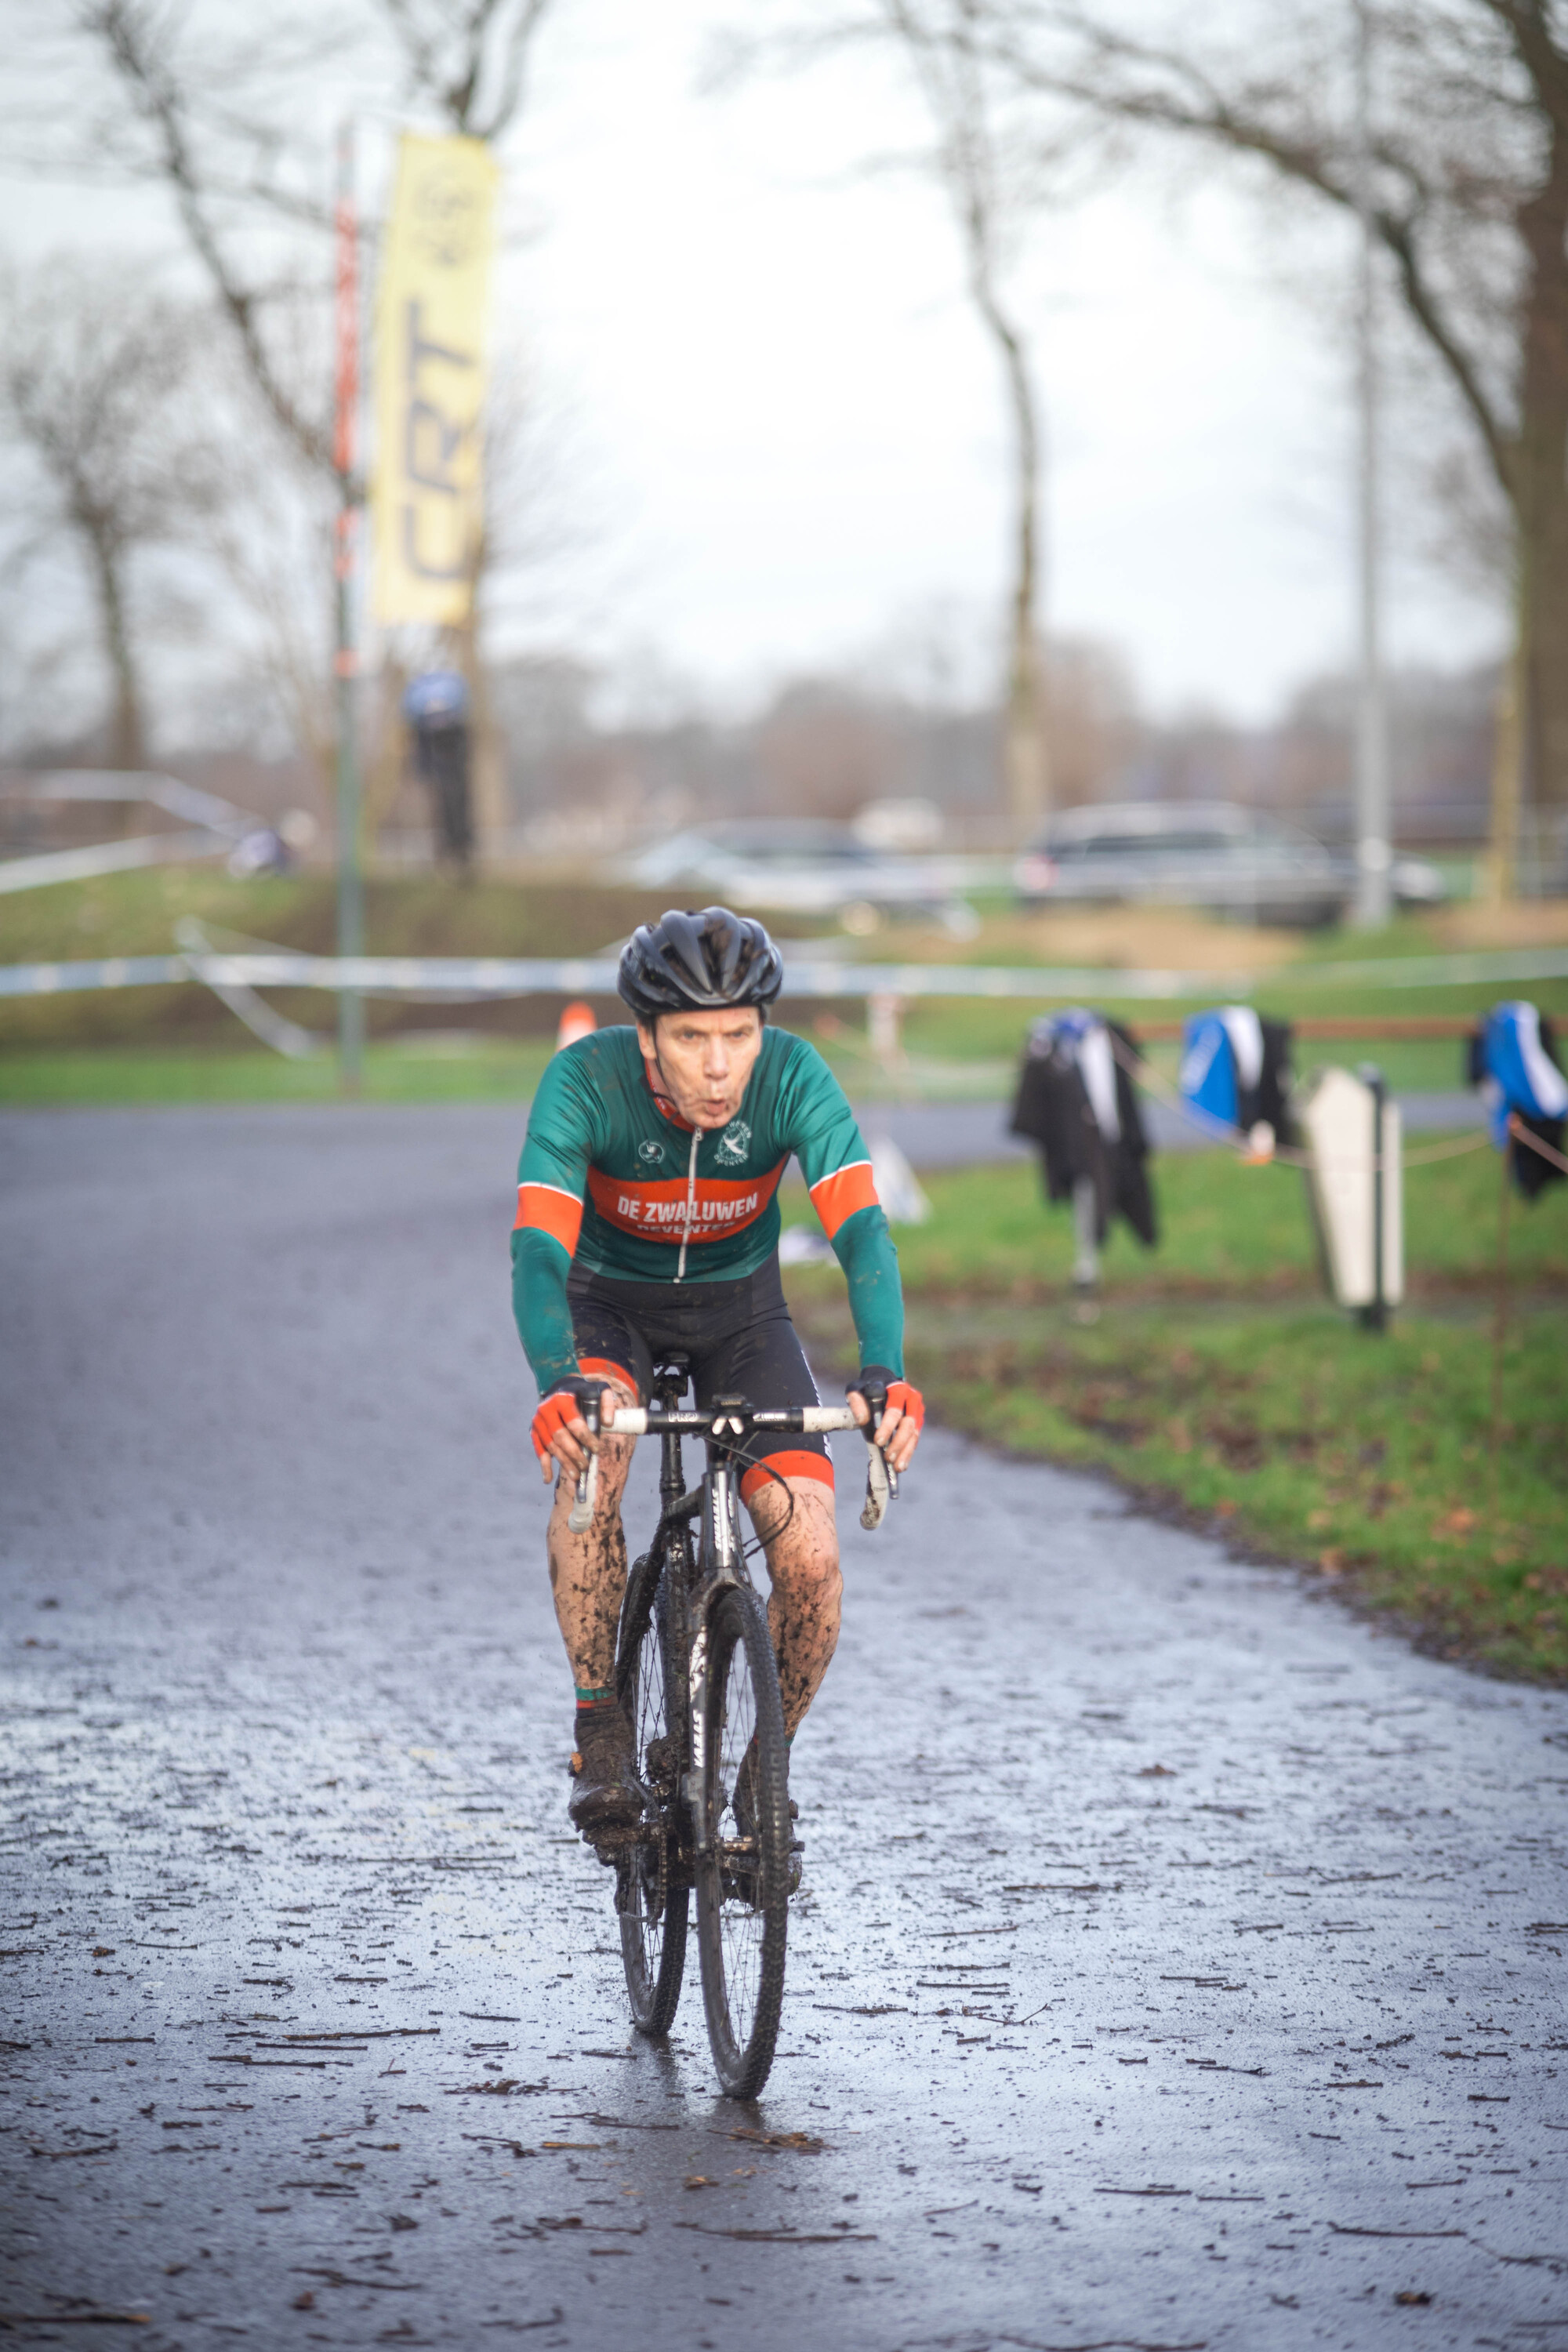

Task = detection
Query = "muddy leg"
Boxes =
[546,1384,637,1689]
[746,1475,842,1740]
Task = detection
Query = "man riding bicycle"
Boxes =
[511,906,924,1845]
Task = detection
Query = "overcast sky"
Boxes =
[0,0,1506,728]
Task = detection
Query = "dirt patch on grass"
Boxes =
[1432,898,1568,950]
[872,906,1305,971]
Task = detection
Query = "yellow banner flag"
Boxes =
[372,132,499,627]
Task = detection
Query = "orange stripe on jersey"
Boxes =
[808,1159,879,1241]
[514,1181,583,1254]
[585,1160,786,1245]
[739,1450,836,1504]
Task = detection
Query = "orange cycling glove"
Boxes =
[532,1385,592,1465]
[848,1369,925,1431]
[885,1377,924,1431]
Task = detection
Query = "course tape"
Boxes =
[3,944,1568,1004]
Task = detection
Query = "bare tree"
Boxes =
[0,0,561,862]
[5,1,561,477]
[715,0,1062,833]
[379,0,559,138]
[0,258,220,768]
[969,0,1568,881]
[879,3,1053,831]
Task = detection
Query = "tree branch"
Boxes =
[78,0,331,470]
[980,5,1514,488]
[377,0,557,140]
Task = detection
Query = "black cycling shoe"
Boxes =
[568,1706,644,1848]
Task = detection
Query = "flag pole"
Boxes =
[335,118,365,1092]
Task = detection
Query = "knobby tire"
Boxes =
[615,1544,688,2037]
[695,1584,790,2100]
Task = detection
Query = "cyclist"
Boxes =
[511,906,924,1845]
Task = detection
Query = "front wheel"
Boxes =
[615,1546,688,2037]
[695,1584,790,2099]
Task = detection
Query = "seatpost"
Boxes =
[657,1356,690,1506]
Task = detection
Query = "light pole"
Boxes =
[334,119,365,1091]
[1352,0,1392,929]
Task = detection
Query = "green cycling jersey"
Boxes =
[511,1022,903,1394]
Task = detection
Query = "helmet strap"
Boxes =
[642,1018,689,1126]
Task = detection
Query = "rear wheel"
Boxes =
[614,1546,688,2037]
[695,1584,790,2099]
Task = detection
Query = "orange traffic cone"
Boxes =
[556,1000,597,1053]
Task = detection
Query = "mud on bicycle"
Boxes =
[567,1353,896,2100]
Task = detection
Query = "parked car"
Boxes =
[1014,802,1443,927]
[614,821,977,931]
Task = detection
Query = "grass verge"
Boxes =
[0,1040,552,1105]
[781,1152,1568,1682]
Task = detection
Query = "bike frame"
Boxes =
[579,1367,890,1861]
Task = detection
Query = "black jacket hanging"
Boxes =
[1009,1010,1156,1247]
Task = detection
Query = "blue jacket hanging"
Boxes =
[1467,1001,1566,1199]
[1179,1007,1295,1142]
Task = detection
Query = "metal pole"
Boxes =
[334,119,365,1093]
[1359,1061,1387,1331]
[1352,1,1391,929]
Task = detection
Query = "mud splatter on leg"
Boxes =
[545,1390,637,1690]
[750,1476,841,1740]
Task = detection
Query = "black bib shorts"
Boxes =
[566,1257,833,1507]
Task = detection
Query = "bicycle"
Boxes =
[566,1353,895,2100]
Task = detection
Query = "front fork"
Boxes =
[684,1461,745,1858]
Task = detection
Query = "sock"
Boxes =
[575,1683,616,1744]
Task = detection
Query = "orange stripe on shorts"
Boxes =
[739,1449,836,1504]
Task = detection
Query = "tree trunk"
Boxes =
[84,525,146,771]
[1506,116,1568,891]
[976,278,1051,836]
[1482,604,1524,906]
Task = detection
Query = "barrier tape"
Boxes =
[4,943,1568,1004]
[1105,1031,1491,1175]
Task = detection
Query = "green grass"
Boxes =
[0,867,750,1054]
[782,1151,1568,1683]
[5,869,1564,1096]
[0,1040,554,1105]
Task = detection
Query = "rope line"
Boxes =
[1508,1112,1568,1176]
[1101,1032,1491,1175]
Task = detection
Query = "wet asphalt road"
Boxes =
[3,1105,1567,2352]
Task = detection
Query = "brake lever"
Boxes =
[567,1393,601,1534]
[860,1432,896,1531]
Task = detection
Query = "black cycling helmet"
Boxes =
[618,906,784,1022]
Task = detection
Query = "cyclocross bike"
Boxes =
[567,1354,895,2099]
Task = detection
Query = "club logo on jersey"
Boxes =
[637,1138,666,1166]
[716,1119,752,1167]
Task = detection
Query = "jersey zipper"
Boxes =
[676,1123,699,1282]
